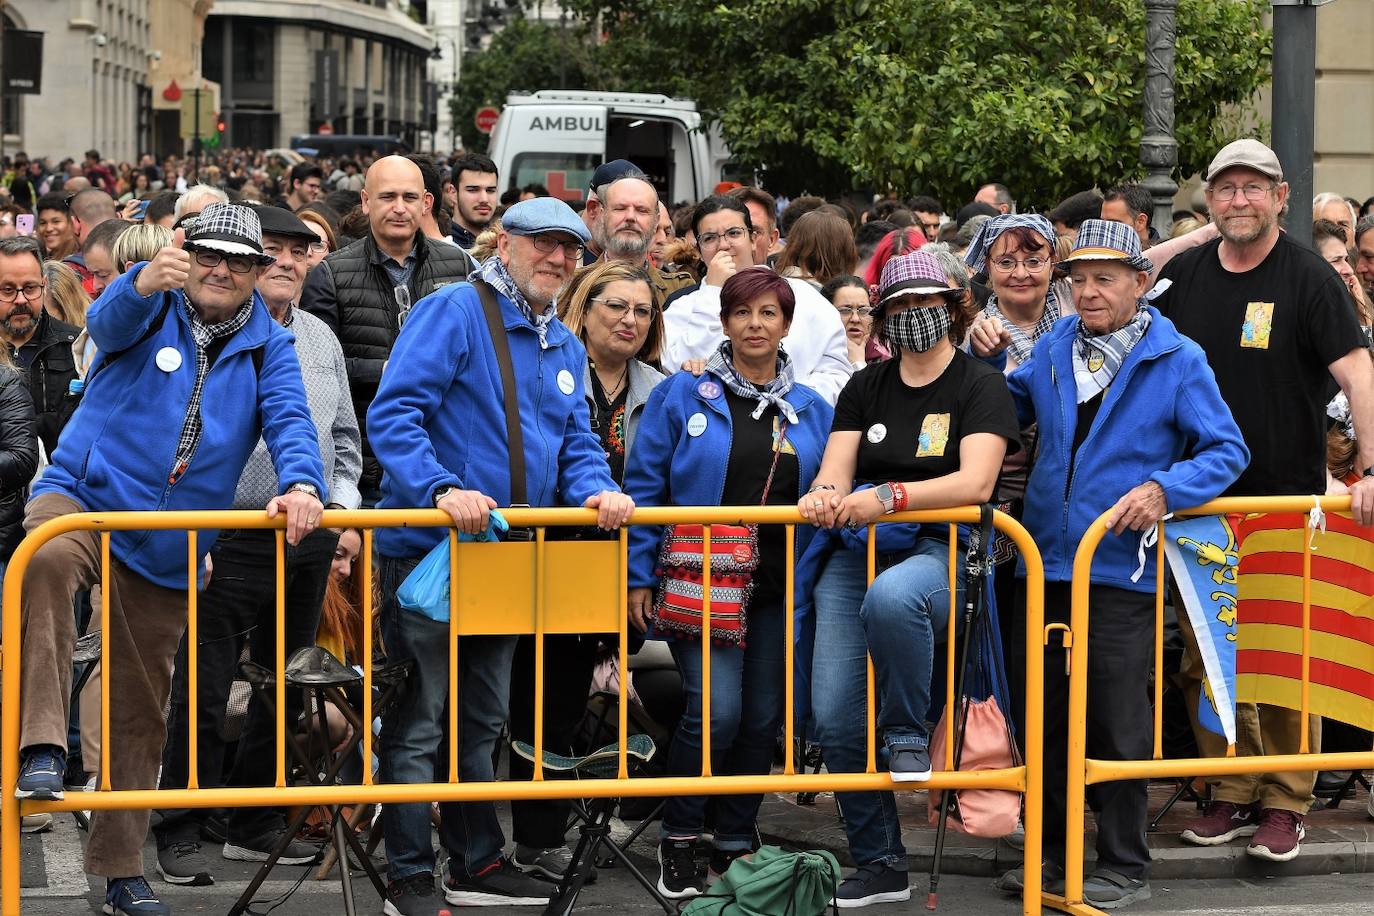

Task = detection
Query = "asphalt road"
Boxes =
[14,813,1374,915]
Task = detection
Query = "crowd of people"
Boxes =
[1,135,1372,916]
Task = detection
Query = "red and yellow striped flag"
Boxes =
[1234,512,1374,731]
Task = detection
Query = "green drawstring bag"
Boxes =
[682,845,840,916]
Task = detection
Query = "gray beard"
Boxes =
[596,223,652,262]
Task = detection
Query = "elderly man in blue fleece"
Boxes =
[367,196,634,916]
[995,220,1249,910]
[12,202,327,916]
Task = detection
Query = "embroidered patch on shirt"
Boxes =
[1241,302,1274,349]
[772,416,796,455]
[916,413,951,458]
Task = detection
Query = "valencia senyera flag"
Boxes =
[1234,512,1374,732]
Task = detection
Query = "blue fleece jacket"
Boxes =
[1007,305,1249,590]
[368,281,618,559]
[624,370,833,590]
[36,265,328,589]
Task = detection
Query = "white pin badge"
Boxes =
[867,423,887,444]
[155,347,182,373]
[687,412,708,437]
[556,369,576,395]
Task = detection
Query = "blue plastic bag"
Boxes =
[397,510,509,622]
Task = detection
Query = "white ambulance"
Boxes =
[486,90,733,204]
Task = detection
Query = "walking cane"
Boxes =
[926,504,995,911]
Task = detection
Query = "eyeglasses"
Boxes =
[697,226,755,248]
[191,249,257,274]
[1210,182,1275,202]
[0,282,44,302]
[308,241,327,253]
[394,284,413,330]
[835,306,873,318]
[990,256,1050,274]
[592,297,655,323]
[529,234,585,261]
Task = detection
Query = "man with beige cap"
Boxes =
[1154,138,1374,862]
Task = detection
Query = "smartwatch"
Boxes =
[433,485,457,506]
[874,483,896,515]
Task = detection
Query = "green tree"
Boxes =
[450,17,595,154]
[557,0,1270,204]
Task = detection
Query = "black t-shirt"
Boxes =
[831,349,1020,488]
[1157,234,1366,496]
[721,389,799,605]
[588,373,629,487]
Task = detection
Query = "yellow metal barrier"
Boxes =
[2,506,1047,914]
[1047,496,1374,915]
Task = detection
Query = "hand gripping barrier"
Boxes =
[1046,495,1374,915]
[2,506,1047,915]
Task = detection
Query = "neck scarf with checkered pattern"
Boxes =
[473,255,554,349]
[170,295,253,484]
[1072,304,1151,404]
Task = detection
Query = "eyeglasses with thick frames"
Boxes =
[529,234,585,261]
[989,256,1051,274]
[1209,182,1276,203]
[592,297,656,323]
[697,226,756,248]
[191,249,257,274]
[0,282,44,302]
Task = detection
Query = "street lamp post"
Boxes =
[1141,0,1179,238]
[431,34,459,154]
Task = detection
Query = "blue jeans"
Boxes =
[378,555,518,882]
[810,538,957,868]
[661,600,785,851]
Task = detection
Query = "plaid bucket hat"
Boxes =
[877,251,962,306]
[185,202,276,264]
[1058,219,1153,273]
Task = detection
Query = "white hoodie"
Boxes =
[661,275,853,405]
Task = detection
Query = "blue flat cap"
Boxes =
[501,197,591,244]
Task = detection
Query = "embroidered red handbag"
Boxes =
[652,421,787,648]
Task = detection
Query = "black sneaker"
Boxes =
[156,839,213,886]
[835,861,911,909]
[384,872,446,916]
[657,838,705,900]
[200,812,228,845]
[708,847,749,882]
[443,857,552,907]
[15,745,66,800]
[102,876,170,916]
[888,746,932,783]
[222,828,319,865]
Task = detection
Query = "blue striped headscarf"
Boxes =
[963,213,1057,275]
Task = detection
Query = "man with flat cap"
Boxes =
[367,197,635,914]
[996,219,1248,909]
[1156,138,1374,863]
[153,205,361,887]
[578,158,694,300]
[12,202,326,916]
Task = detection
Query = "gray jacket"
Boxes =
[233,307,363,509]
[582,358,665,462]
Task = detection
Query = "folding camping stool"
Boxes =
[227,648,413,916]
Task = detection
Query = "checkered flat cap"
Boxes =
[186,202,274,263]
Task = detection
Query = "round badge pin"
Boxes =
[687,412,708,437]
[155,347,182,372]
[556,369,576,395]
[866,423,887,444]
[696,379,722,400]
